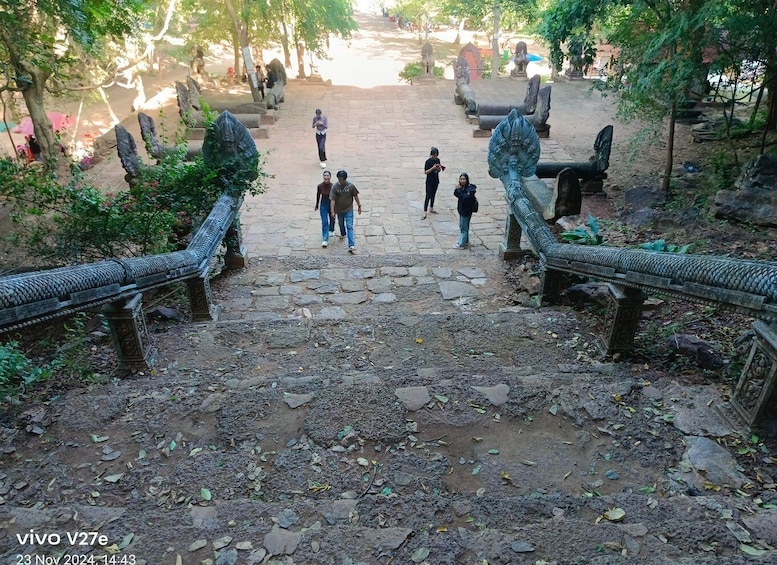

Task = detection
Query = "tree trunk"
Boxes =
[296,42,306,79]
[662,99,676,195]
[224,0,262,102]
[766,67,777,131]
[280,20,292,69]
[21,69,57,165]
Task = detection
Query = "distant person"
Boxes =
[27,136,42,161]
[452,172,477,249]
[315,170,335,247]
[255,64,265,99]
[330,170,362,253]
[312,108,328,168]
[422,146,444,219]
[191,46,205,75]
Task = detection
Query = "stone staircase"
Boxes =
[3,251,765,564]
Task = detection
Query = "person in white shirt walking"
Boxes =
[312,108,328,168]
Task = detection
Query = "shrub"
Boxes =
[0,129,269,264]
[0,340,50,397]
[399,63,445,83]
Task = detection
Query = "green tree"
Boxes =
[0,0,147,164]
[284,0,357,78]
[538,0,710,194]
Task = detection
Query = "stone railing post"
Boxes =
[103,294,153,369]
[187,275,220,322]
[604,284,646,353]
[541,268,567,305]
[499,212,523,260]
[724,321,777,430]
[224,215,247,269]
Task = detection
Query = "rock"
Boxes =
[439,281,478,300]
[190,506,218,527]
[263,525,301,555]
[715,155,777,227]
[664,384,733,437]
[471,384,510,406]
[742,509,777,545]
[458,267,486,279]
[215,548,237,565]
[323,499,358,524]
[188,539,208,552]
[511,541,535,553]
[395,386,431,411]
[319,306,347,319]
[284,393,314,409]
[666,334,725,370]
[566,282,610,307]
[679,435,748,489]
[213,535,232,549]
[276,508,300,529]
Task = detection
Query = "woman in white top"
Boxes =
[312,108,328,168]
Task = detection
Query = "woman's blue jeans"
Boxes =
[319,199,333,241]
[457,214,471,246]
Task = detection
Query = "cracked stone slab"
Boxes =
[458,267,487,279]
[284,393,314,408]
[319,306,347,319]
[263,525,301,555]
[347,268,376,279]
[289,270,320,282]
[380,266,409,276]
[294,295,323,306]
[439,281,479,300]
[395,386,431,411]
[366,277,392,293]
[329,291,369,305]
[372,293,398,304]
[471,384,510,406]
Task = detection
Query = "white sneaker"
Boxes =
[348,246,355,253]
[320,161,326,168]
[322,240,328,247]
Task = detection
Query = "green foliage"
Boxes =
[702,149,740,193]
[0,341,50,397]
[398,62,445,83]
[639,240,692,254]
[560,215,604,245]
[48,313,100,383]
[0,134,270,264]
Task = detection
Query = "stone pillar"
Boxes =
[225,216,247,269]
[103,294,153,369]
[187,275,220,322]
[727,321,777,429]
[541,268,566,305]
[499,212,522,260]
[603,284,646,353]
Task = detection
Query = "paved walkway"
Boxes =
[240,79,574,258]
[234,11,576,259]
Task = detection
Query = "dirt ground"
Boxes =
[2,6,777,565]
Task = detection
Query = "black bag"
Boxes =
[471,195,479,213]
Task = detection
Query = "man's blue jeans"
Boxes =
[457,214,471,247]
[338,210,355,247]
